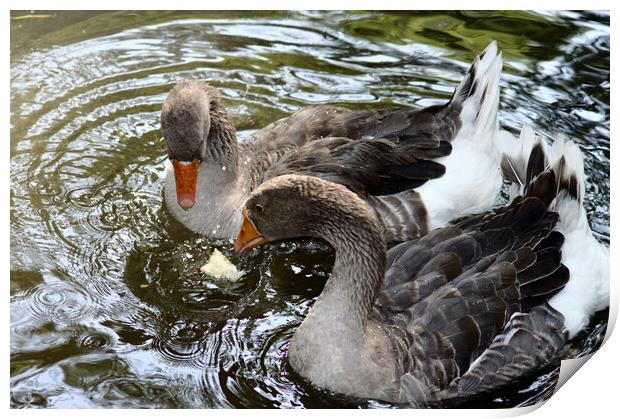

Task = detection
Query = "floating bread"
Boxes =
[199,248,244,282]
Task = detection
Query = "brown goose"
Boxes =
[232,128,608,404]
[162,42,503,240]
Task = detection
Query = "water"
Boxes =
[10,10,610,408]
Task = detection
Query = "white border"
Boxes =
[5,1,617,417]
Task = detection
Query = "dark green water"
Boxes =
[10,10,609,408]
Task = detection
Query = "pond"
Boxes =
[10,10,610,408]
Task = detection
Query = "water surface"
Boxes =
[10,10,610,408]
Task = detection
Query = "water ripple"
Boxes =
[10,11,609,408]
[151,320,212,368]
[13,272,94,327]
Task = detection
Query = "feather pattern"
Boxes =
[498,127,610,337]
[442,305,567,400]
[416,42,504,229]
[374,189,569,404]
[366,190,430,243]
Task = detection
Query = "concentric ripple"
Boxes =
[11,271,94,329]
[10,11,609,408]
[151,320,212,368]
[78,332,115,351]
[30,284,92,323]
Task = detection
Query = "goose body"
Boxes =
[162,43,503,240]
[233,127,609,404]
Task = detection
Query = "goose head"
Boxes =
[161,80,236,210]
[234,174,383,253]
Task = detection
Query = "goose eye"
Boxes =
[254,204,264,214]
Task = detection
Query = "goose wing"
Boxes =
[249,103,459,154]
[441,304,566,402]
[261,136,450,195]
[374,187,569,404]
[256,135,450,242]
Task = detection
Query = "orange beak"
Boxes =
[172,159,200,210]
[234,208,267,253]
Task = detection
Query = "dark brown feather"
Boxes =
[376,190,569,402]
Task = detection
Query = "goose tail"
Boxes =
[500,126,586,217]
[500,127,610,337]
[499,126,592,230]
[546,134,585,228]
[416,42,504,229]
[450,40,502,154]
[498,125,549,200]
[545,134,609,337]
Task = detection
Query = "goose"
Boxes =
[162,42,503,240]
[232,127,609,404]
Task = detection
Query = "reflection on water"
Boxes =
[10,10,609,408]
